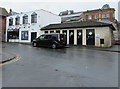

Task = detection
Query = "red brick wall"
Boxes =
[84,8,115,22]
[0,16,6,42]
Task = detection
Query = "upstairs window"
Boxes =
[15,16,20,25]
[102,13,109,18]
[9,17,13,26]
[31,12,37,23]
[95,15,99,19]
[88,15,92,20]
[23,14,28,24]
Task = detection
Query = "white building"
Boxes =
[6,9,61,43]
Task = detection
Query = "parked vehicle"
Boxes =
[32,33,66,48]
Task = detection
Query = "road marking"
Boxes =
[0,50,21,66]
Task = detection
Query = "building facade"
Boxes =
[59,10,85,23]
[0,7,9,42]
[41,21,115,47]
[83,8,115,22]
[6,9,61,43]
[59,4,115,23]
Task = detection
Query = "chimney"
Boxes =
[9,9,12,15]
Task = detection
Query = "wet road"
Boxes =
[2,43,118,87]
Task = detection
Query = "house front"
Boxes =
[41,21,115,47]
[6,9,61,43]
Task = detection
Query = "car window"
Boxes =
[46,35,52,40]
[39,35,45,40]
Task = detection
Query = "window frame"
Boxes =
[15,16,20,25]
[31,12,37,23]
[9,17,13,26]
[23,14,28,24]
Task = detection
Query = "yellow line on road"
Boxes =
[0,51,21,66]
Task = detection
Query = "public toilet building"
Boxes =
[41,21,115,47]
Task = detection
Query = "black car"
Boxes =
[32,33,66,48]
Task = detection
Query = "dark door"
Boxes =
[62,30,67,44]
[86,29,95,45]
[31,32,37,42]
[77,30,82,45]
[69,30,74,44]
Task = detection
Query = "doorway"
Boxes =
[77,30,82,45]
[62,30,67,44]
[69,30,74,44]
[31,32,37,42]
[86,29,95,45]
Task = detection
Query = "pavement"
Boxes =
[0,48,16,64]
[0,43,119,64]
[73,45,120,53]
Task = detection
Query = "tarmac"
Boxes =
[0,43,119,65]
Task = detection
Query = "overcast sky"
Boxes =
[0,0,119,20]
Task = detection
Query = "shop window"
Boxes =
[31,12,37,23]
[21,31,28,40]
[8,29,19,39]
[15,16,20,25]
[9,17,13,26]
[23,14,28,24]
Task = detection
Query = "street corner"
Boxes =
[0,50,21,66]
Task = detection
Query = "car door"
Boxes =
[37,35,46,46]
[45,35,52,47]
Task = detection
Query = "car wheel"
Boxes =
[52,44,56,49]
[33,43,37,47]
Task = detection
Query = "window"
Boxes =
[45,31,48,33]
[15,16,20,25]
[102,13,109,18]
[8,29,19,39]
[88,15,92,20]
[46,35,52,40]
[95,15,99,19]
[39,35,45,40]
[9,17,13,26]
[50,31,54,33]
[21,31,28,40]
[31,12,37,23]
[23,14,28,24]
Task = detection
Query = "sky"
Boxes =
[0,0,119,20]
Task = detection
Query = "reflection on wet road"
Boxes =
[2,43,118,87]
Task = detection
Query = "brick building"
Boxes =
[83,4,115,22]
[59,4,115,23]
[0,7,9,42]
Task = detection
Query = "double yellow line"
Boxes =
[0,50,21,66]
